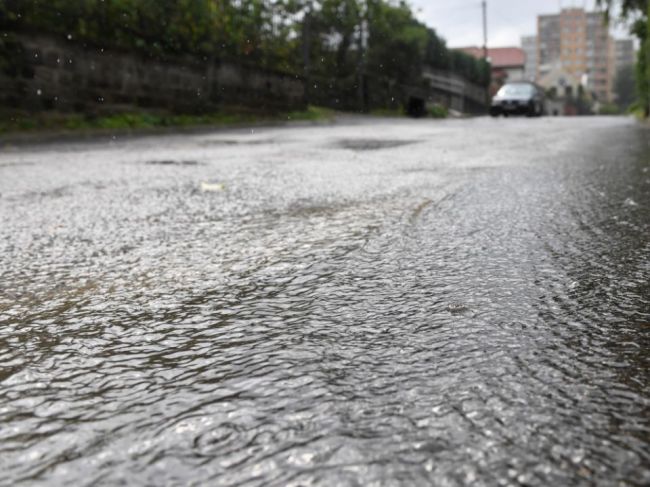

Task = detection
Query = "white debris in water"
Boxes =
[200,182,225,193]
[624,198,638,207]
[36,89,42,96]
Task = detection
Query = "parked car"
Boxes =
[490,82,545,117]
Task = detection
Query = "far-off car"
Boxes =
[490,82,545,117]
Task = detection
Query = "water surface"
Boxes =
[1,117,648,486]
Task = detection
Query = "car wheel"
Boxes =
[527,102,536,117]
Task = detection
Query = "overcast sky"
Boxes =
[408,0,630,48]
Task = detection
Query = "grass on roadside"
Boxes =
[428,104,449,119]
[628,102,650,121]
[369,107,406,117]
[0,106,337,135]
[285,106,336,122]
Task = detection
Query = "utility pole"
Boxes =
[302,4,312,106]
[357,0,369,113]
[482,0,490,111]
[646,0,650,117]
[482,0,488,62]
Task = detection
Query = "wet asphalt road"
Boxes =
[0,116,649,486]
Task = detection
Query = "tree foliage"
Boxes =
[596,0,650,116]
[615,64,637,108]
[0,0,489,86]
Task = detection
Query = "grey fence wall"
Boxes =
[306,71,487,115]
[0,33,306,114]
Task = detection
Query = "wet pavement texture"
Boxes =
[0,116,649,486]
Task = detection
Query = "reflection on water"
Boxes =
[0,119,648,485]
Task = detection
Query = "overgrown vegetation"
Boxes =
[598,103,623,115]
[0,0,490,88]
[428,104,449,119]
[0,106,336,135]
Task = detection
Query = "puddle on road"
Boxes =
[0,162,35,168]
[145,160,202,166]
[199,139,274,147]
[337,139,418,151]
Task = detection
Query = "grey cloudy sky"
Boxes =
[408,0,629,48]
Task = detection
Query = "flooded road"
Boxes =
[1,116,649,486]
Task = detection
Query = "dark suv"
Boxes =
[490,82,545,117]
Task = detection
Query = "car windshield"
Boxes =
[497,84,535,97]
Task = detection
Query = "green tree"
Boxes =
[597,0,649,116]
[615,64,638,109]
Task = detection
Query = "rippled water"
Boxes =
[1,118,648,485]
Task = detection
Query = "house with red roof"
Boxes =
[457,47,526,95]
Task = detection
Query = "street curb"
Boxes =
[0,118,341,149]
[0,113,462,150]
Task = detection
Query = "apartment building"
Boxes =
[521,36,538,82]
[537,8,614,102]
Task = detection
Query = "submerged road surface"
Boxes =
[1,117,649,486]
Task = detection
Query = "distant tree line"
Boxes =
[597,0,650,117]
[0,0,490,89]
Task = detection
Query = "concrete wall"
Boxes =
[423,70,488,113]
[0,33,306,114]
[307,71,488,115]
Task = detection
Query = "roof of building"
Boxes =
[457,47,526,68]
